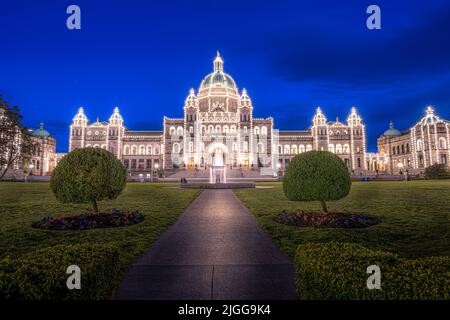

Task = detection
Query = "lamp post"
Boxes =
[153,163,159,182]
[26,164,34,183]
[276,162,281,179]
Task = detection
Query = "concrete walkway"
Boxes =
[115,189,297,300]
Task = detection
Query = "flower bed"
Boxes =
[32,208,144,230]
[275,210,380,228]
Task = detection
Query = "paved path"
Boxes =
[115,189,297,300]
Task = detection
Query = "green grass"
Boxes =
[234,180,450,259]
[0,182,200,296]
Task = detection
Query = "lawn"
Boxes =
[234,180,450,259]
[0,182,200,296]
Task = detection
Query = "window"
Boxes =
[147,145,153,155]
[243,126,248,134]
[124,146,130,155]
[336,144,342,154]
[138,159,145,170]
[146,159,152,169]
[169,127,175,135]
[139,145,145,155]
[223,125,229,133]
[215,125,221,133]
[230,125,236,133]
[124,159,130,169]
[232,143,237,152]
[189,142,193,153]
[284,145,290,154]
[439,137,447,149]
[261,126,267,135]
[189,126,193,134]
[257,142,264,153]
[131,145,138,155]
[243,141,248,152]
[131,159,137,170]
[343,144,350,154]
[392,147,396,155]
[173,143,180,154]
[406,143,410,153]
[278,145,282,154]
[291,145,298,154]
[254,126,260,135]
[306,145,312,151]
[299,145,305,153]
[177,127,183,136]
[417,139,423,151]
[328,144,335,153]
[357,158,361,168]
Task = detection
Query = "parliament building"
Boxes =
[66,53,450,178]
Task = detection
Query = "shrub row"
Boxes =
[295,242,450,300]
[0,243,121,300]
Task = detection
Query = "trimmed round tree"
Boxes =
[283,151,351,213]
[50,147,127,213]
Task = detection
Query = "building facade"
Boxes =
[67,53,449,177]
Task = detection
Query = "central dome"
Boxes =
[199,52,238,91]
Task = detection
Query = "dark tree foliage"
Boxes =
[283,151,351,212]
[424,163,450,179]
[0,97,37,180]
[50,147,127,213]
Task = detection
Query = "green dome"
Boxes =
[32,122,50,137]
[200,71,237,90]
[383,121,401,137]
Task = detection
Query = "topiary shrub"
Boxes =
[50,147,127,213]
[424,163,450,179]
[283,151,351,212]
[0,243,121,300]
[295,242,450,300]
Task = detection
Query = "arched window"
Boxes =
[169,127,176,135]
[306,144,312,151]
[154,146,160,155]
[208,125,214,133]
[101,144,107,149]
[173,143,180,154]
[439,137,447,149]
[284,145,290,154]
[328,144,335,153]
[243,141,249,152]
[261,126,267,135]
[200,143,205,152]
[417,139,423,151]
[124,145,130,155]
[336,144,342,154]
[254,126,260,135]
[131,145,138,155]
[93,144,99,148]
[147,145,153,155]
[232,143,237,152]
[177,127,183,136]
[243,126,248,134]
[299,145,305,153]
[189,126,193,134]
[291,145,298,154]
[202,125,206,133]
[215,125,221,133]
[189,142,193,152]
[223,125,229,133]
[230,125,236,133]
[139,145,145,155]
[343,144,350,154]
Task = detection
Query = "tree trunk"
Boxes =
[92,200,99,214]
[320,200,328,213]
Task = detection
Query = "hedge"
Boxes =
[295,242,450,300]
[0,243,121,300]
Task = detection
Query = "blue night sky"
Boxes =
[1,0,450,152]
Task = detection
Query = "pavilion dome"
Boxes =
[199,52,238,91]
[383,121,401,137]
[32,122,50,137]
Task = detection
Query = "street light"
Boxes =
[26,164,34,183]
